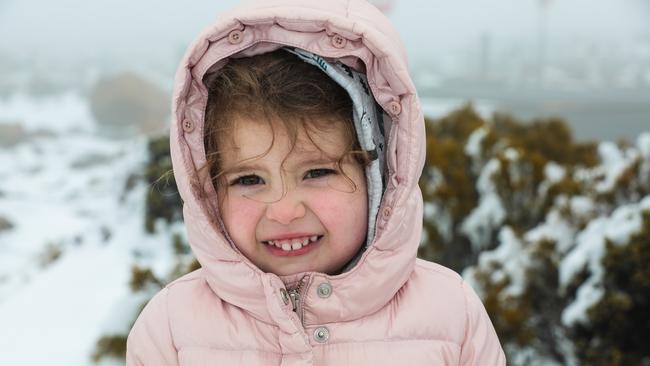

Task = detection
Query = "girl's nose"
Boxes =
[264,191,306,225]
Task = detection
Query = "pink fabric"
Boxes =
[126,0,506,364]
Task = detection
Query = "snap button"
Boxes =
[388,100,401,116]
[228,29,243,44]
[331,34,347,49]
[181,119,194,133]
[382,207,392,219]
[279,288,290,305]
[313,327,330,343]
[317,283,332,298]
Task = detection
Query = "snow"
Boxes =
[423,201,454,243]
[476,226,530,298]
[508,346,566,366]
[503,147,519,161]
[0,92,179,365]
[424,166,445,193]
[638,133,650,187]
[569,196,596,221]
[0,243,132,365]
[560,197,649,326]
[638,132,650,157]
[465,126,488,160]
[545,161,566,184]
[461,158,506,250]
[0,131,148,301]
[525,209,576,254]
[593,141,639,193]
[0,92,95,134]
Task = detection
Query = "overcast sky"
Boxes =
[0,0,647,69]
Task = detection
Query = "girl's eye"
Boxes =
[231,174,264,186]
[304,168,336,179]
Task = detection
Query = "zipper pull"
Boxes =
[286,274,309,326]
[288,290,299,312]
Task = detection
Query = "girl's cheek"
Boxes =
[229,196,263,217]
[312,189,366,220]
[222,195,264,233]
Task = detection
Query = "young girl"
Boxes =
[127,0,505,364]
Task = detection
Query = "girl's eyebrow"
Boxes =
[294,156,337,168]
[222,155,339,175]
[222,162,265,175]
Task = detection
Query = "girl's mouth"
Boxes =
[262,235,323,257]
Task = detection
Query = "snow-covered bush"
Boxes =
[419,104,650,365]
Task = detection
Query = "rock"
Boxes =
[0,122,55,147]
[0,122,27,147]
[90,72,170,138]
[0,216,14,232]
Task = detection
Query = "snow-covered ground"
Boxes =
[0,93,177,365]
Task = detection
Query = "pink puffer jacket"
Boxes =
[126,0,506,365]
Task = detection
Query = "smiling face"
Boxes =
[217,116,368,276]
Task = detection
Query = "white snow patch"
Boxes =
[560,197,649,326]
[424,201,453,243]
[569,195,596,221]
[0,243,131,365]
[562,280,605,327]
[0,135,151,302]
[545,161,566,184]
[461,158,506,250]
[503,147,519,161]
[465,126,488,160]
[525,209,576,254]
[605,202,644,246]
[537,161,567,200]
[475,226,530,298]
[637,132,650,158]
[594,141,638,193]
[638,133,650,187]
[509,346,566,366]
[424,167,445,193]
[0,92,95,134]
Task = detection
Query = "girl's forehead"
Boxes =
[220,116,349,164]
[231,116,346,148]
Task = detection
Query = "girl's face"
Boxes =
[217,116,368,276]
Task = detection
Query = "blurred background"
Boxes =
[0,0,648,365]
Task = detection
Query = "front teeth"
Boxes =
[266,235,320,251]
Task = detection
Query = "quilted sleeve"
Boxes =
[459,281,507,365]
[126,288,179,366]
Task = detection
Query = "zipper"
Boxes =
[287,275,309,326]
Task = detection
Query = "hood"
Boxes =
[169,0,426,326]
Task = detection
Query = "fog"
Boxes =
[1,0,649,140]
[0,0,647,69]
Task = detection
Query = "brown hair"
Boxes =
[203,49,369,193]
